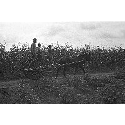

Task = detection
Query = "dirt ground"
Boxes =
[0,72,115,87]
[0,72,117,104]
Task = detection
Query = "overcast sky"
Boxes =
[0,22,125,50]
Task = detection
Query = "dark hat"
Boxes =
[48,45,52,48]
[33,38,37,42]
[38,43,41,47]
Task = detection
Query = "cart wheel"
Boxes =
[23,68,43,80]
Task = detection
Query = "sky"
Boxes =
[0,22,125,51]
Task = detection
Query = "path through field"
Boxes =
[0,72,116,103]
[0,72,115,87]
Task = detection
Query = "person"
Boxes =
[30,38,37,69]
[37,43,41,56]
[43,45,54,68]
[31,38,37,59]
[48,45,52,53]
[47,45,54,66]
[37,43,43,66]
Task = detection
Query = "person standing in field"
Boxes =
[31,38,37,59]
[43,45,54,68]
[37,43,43,66]
[30,38,37,69]
[47,45,53,65]
[37,43,42,59]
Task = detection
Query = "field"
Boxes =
[1,43,125,104]
[1,70,125,104]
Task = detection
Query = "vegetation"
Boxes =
[0,42,125,104]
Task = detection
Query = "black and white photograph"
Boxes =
[1,22,125,104]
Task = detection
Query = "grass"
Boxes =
[1,67,125,104]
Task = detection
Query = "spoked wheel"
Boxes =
[23,68,44,80]
[23,68,54,80]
